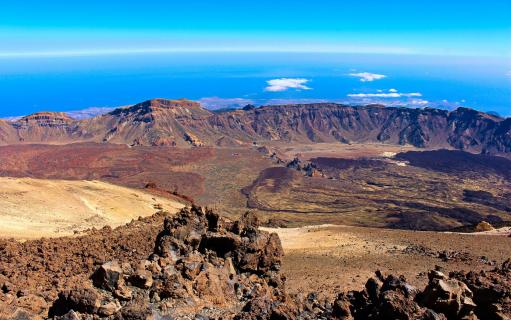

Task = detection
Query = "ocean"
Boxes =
[0,52,509,118]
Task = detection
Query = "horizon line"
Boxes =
[0,47,508,59]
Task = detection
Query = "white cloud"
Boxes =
[345,88,440,108]
[348,91,422,98]
[263,98,330,105]
[349,72,386,82]
[67,107,116,119]
[408,99,429,106]
[265,78,312,92]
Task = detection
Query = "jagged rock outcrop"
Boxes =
[49,206,291,319]
[326,264,511,320]
[183,131,204,147]
[286,158,323,177]
[450,260,511,319]
[1,99,510,155]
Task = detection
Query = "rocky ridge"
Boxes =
[0,99,510,156]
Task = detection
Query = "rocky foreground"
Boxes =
[1,206,510,319]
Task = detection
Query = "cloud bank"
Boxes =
[198,97,254,110]
[349,72,386,82]
[348,89,422,98]
[67,107,116,119]
[265,78,312,92]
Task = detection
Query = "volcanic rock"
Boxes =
[49,206,289,319]
[128,265,153,289]
[44,206,511,320]
[49,288,101,316]
[91,261,123,291]
[420,271,477,318]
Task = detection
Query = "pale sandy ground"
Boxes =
[266,142,421,161]
[0,177,185,240]
[261,224,401,259]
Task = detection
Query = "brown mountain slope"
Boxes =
[77,98,214,146]
[11,112,76,144]
[0,143,213,199]
[1,99,510,155]
[0,119,17,146]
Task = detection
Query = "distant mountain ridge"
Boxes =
[0,98,509,156]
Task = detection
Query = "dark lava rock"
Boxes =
[91,261,123,291]
[49,206,289,319]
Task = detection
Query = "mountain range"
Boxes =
[1,98,510,156]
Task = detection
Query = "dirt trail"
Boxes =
[0,177,185,240]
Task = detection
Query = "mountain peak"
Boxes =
[109,98,210,118]
[144,98,198,108]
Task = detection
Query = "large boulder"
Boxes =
[49,288,101,317]
[420,270,476,319]
[450,260,511,319]
[90,261,123,291]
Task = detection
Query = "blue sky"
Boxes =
[1,0,510,57]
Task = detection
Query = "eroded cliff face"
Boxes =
[482,118,511,155]
[207,104,452,147]
[2,112,76,144]
[1,99,510,155]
